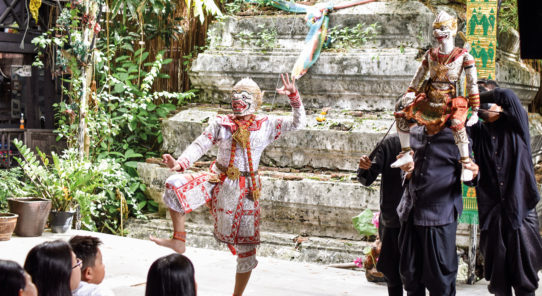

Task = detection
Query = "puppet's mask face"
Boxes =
[432,11,457,46]
[231,78,262,116]
[231,91,256,116]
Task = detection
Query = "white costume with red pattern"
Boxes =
[163,92,305,273]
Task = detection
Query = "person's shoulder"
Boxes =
[494,88,518,100]
[383,134,400,146]
[73,282,115,296]
[93,285,115,296]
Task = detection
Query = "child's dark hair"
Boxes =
[24,240,73,296]
[69,235,103,271]
[0,259,26,295]
[145,254,196,296]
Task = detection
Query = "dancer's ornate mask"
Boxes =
[231,78,263,116]
[432,11,457,45]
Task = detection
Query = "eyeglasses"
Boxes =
[72,258,83,269]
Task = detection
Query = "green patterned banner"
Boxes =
[459,183,478,224]
[466,0,498,80]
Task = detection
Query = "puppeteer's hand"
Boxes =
[462,159,479,178]
[358,155,372,170]
[276,73,297,96]
[397,151,414,174]
[403,92,416,105]
[466,110,479,126]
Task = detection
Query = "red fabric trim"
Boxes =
[463,59,475,66]
[212,177,261,245]
[217,115,268,133]
[171,174,211,214]
[238,249,257,258]
[429,47,467,65]
[274,119,283,140]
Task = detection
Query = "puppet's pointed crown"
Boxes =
[432,11,458,35]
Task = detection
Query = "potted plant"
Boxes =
[0,167,49,238]
[0,172,18,240]
[12,139,103,233]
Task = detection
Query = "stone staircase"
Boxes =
[130,0,542,264]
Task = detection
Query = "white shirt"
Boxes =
[73,281,115,296]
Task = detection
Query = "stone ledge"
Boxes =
[126,215,475,267]
[137,162,380,239]
[190,50,420,110]
[208,1,434,50]
[161,107,394,172]
[126,216,373,265]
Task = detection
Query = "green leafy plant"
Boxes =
[327,22,380,50]
[498,0,518,33]
[255,24,278,50]
[351,208,378,238]
[236,25,278,50]
[12,139,137,230]
[0,167,33,211]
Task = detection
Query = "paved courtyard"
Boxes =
[0,230,537,296]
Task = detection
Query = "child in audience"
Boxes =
[0,259,38,296]
[145,254,196,296]
[69,236,114,296]
[24,240,81,296]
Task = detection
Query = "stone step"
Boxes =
[161,106,395,172]
[190,48,420,110]
[207,1,434,51]
[125,216,373,265]
[137,162,380,240]
[136,162,476,250]
[191,1,539,109]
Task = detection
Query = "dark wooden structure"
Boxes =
[0,0,59,165]
[0,128,60,168]
[0,0,57,129]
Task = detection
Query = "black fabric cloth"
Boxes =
[377,225,403,296]
[357,135,403,228]
[468,88,540,230]
[397,126,466,227]
[480,209,542,296]
[518,0,542,59]
[399,215,458,296]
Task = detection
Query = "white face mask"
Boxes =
[433,24,454,46]
[231,90,256,116]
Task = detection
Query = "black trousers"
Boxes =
[377,225,403,296]
[399,216,458,296]
[480,208,542,296]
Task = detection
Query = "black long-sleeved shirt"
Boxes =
[397,126,468,226]
[468,88,540,230]
[357,135,403,228]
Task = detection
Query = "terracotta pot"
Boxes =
[0,213,18,241]
[50,211,75,233]
[7,198,51,237]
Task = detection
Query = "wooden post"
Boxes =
[467,223,478,284]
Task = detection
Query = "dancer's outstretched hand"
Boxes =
[276,73,297,96]
[162,154,188,172]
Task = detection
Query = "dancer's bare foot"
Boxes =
[149,233,186,253]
